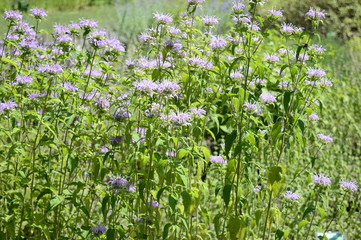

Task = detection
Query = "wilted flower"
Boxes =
[187,0,205,5]
[340,180,358,192]
[90,224,106,235]
[312,173,331,186]
[210,155,227,164]
[284,191,300,202]
[260,92,277,103]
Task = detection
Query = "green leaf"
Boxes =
[296,45,303,61]
[50,195,64,209]
[275,229,284,240]
[267,165,286,197]
[302,206,315,219]
[225,130,237,157]
[298,119,305,133]
[228,216,247,240]
[163,223,172,240]
[222,184,232,207]
[298,220,309,231]
[181,190,191,214]
[283,91,292,113]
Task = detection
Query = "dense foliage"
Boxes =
[0,1,359,239]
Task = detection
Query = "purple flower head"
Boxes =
[284,191,300,202]
[189,107,206,118]
[230,71,244,79]
[4,10,22,22]
[139,32,155,43]
[149,200,161,208]
[107,176,135,192]
[309,113,319,121]
[307,67,326,78]
[28,92,42,100]
[243,102,257,112]
[100,146,109,153]
[166,111,192,126]
[264,54,280,62]
[268,9,283,18]
[153,13,173,25]
[210,155,227,164]
[340,181,358,192]
[209,35,227,49]
[189,57,213,69]
[312,173,331,186]
[114,110,132,120]
[133,79,158,93]
[62,82,78,92]
[79,18,98,31]
[90,224,106,235]
[56,34,72,44]
[260,92,277,103]
[16,75,32,84]
[306,8,326,20]
[105,38,125,54]
[0,101,17,113]
[278,81,292,89]
[68,22,80,34]
[316,133,333,143]
[310,44,326,54]
[157,80,180,94]
[53,24,70,35]
[247,23,261,31]
[30,8,48,20]
[166,150,176,157]
[232,2,246,14]
[201,16,219,26]
[95,97,110,108]
[280,23,295,34]
[38,63,63,74]
[167,27,182,35]
[253,185,262,193]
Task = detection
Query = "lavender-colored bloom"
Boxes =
[243,102,257,112]
[264,54,280,62]
[340,181,358,192]
[209,35,227,49]
[166,150,176,157]
[201,16,219,26]
[230,71,244,79]
[189,107,206,118]
[149,200,162,208]
[30,8,48,20]
[63,82,78,92]
[157,80,180,94]
[278,81,292,89]
[28,92,42,100]
[84,69,102,78]
[253,185,262,193]
[153,13,173,25]
[107,176,135,192]
[189,57,213,69]
[18,37,38,49]
[16,75,32,84]
[292,52,309,61]
[305,8,326,20]
[56,34,72,44]
[167,111,192,125]
[210,155,227,164]
[38,63,63,74]
[309,113,319,121]
[4,10,22,22]
[232,2,246,14]
[318,78,333,87]
[278,48,287,54]
[90,224,106,235]
[232,15,251,25]
[133,79,158,93]
[0,101,17,113]
[79,18,98,30]
[268,9,283,18]
[307,67,326,78]
[312,173,331,186]
[284,191,300,202]
[260,92,277,103]
[143,103,162,117]
[247,23,261,31]
[68,22,80,33]
[100,146,109,153]
[167,26,182,35]
[95,97,110,108]
[106,38,125,53]
[316,133,333,143]
[53,24,70,35]
[280,23,295,34]
[139,32,155,42]
[310,44,326,53]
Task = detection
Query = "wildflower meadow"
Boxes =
[0,0,360,239]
